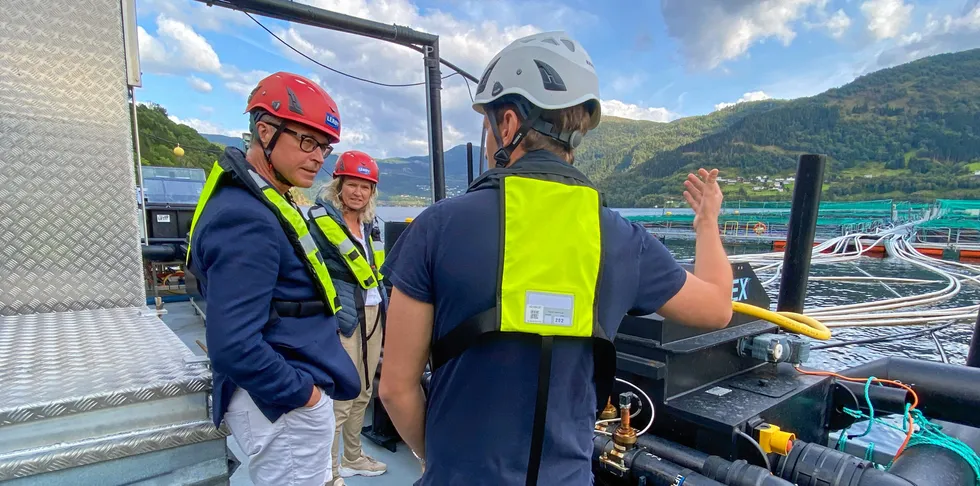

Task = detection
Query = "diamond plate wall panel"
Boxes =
[0,420,230,481]
[0,308,212,426]
[0,0,145,315]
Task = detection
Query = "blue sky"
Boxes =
[134,0,980,158]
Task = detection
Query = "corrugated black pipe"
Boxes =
[840,357,980,428]
[635,435,794,486]
[776,441,913,486]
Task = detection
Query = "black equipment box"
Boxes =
[612,262,834,462]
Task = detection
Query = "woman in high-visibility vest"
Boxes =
[307,150,388,485]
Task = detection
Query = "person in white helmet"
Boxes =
[378,31,733,485]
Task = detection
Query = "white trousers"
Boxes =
[224,386,335,486]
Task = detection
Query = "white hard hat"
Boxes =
[472,31,601,130]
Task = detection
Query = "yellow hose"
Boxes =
[732,301,832,340]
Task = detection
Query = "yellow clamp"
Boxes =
[757,424,796,455]
[732,301,831,341]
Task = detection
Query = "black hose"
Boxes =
[631,435,794,486]
[838,380,912,416]
[775,441,914,486]
[735,429,772,471]
[593,435,724,485]
[812,322,954,350]
[888,443,976,486]
[842,357,980,428]
[635,434,708,471]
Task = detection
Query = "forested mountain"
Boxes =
[136,48,980,207]
[592,48,980,207]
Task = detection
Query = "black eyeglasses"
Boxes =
[280,125,334,158]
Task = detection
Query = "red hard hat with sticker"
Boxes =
[333,150,379,184]
[245,71,341,144]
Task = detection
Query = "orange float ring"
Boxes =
[753,222,767,235]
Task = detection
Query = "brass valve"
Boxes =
[612,392,637,450]
[599,392,638,473]
[599,397,618,421]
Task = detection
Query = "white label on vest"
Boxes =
[525,291,574,326]
[156,214,171,223]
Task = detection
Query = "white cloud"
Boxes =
[860,0,913,40]
[660,0,826,69]
[168,114,246,138]
[136,0,253,33]
[714,91,772,111]
[806,7,853,38]
[608,74,646,96]
[825,9,853,38]
[188,76,213,93]
[873,3,980,68]
[265,0,548,157]
[137,15,222,75]
[601,100,678,122]
[221,68,271,98]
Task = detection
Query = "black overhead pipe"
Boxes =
[467,142,474,185]
[841,357,980,428]
[204,0,438,45]
[777,154,826,313]
[194,0,469,203]
[967,307,980,368]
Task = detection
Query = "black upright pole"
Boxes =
[777,154,827,313]
[967,308,980,368]
[423,43,446,203]
[466,142,474,185]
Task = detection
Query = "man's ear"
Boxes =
[256,121,274,145]
[500,108,521,146]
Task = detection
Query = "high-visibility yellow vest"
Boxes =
[186,150,342,315]
[429,159,616,486]
[308,206,385,289]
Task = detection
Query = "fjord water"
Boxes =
[376,206,977,371]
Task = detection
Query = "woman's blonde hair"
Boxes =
[317,176,377,224]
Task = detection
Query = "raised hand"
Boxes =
[683,168,723,232]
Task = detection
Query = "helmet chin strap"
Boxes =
[255,114,298,189]
[488,105,542,168]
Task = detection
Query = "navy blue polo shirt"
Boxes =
[381,151,687,486]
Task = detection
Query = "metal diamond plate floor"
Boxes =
[0,307,211,426]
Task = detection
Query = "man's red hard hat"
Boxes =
[333,150,379,184]
[245,72,341,144]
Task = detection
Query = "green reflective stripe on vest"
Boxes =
[186,156,341,315]
[372,239,386,280]
[185,161,225,265]
[248,174,342,312]
[499,175,601,337]
[310,212,380,289]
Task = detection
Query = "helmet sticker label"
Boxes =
[357,166,371,175]
[325,113,340,130]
